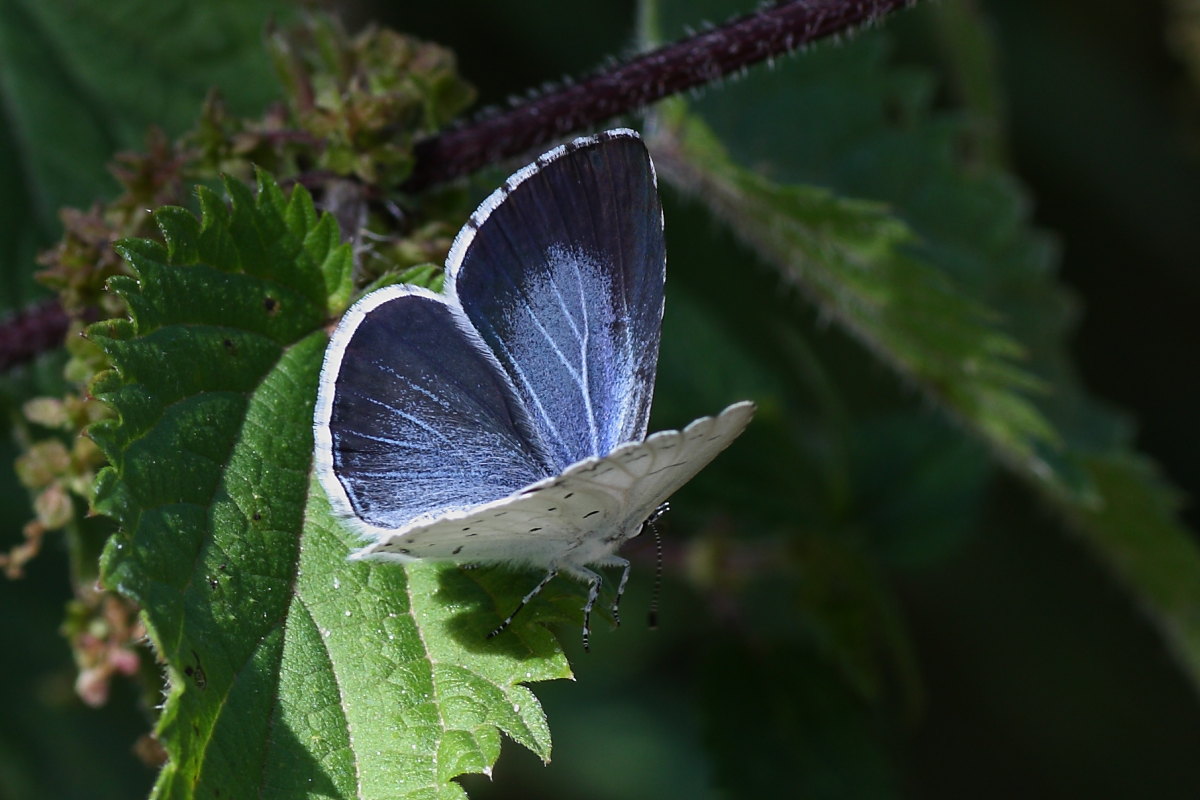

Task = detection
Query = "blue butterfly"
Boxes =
[314,129,754,648]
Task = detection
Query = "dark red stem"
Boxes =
[0,299,71,372]
[402,0,915,190]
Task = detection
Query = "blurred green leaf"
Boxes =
[652,106,1061,497]
[90,175,570,798]
[700,635,900,798]
[1069,453,1200,675]
[652,0,1200,696]
[655,222,932,719]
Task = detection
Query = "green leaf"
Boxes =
[1068,452,1200,679]
[90,175,569,798]
[700,634,900,798]
[653,264,934,706]
[650,6,1200,695]
[651,106,1062,493]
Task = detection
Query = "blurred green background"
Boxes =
[2,0,1199,797]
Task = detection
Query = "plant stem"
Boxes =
[0,299,72,371]
[403,0,915,190]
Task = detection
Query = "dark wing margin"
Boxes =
[447,129,665,470]
[314,285,553,535]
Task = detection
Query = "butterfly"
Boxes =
[313,128,754,648]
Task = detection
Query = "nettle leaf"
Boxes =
[90,175,568,799]
[652,107,1060,494]
[652,8,1200,692]
[1069,452,1200,678]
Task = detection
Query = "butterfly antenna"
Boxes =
[488,569,558,640]
[647,502,669,629]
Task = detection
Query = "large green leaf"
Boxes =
[650,1,1200,693]
[652,109,1060,490]
[90,175,569,799]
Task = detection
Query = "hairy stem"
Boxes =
[403,0,915,190]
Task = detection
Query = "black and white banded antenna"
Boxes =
[646,502,670,629]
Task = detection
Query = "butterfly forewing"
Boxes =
[448,129,665,471]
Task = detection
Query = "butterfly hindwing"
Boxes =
[448,129,666,471]
[606,400,756,528]
[314,286,554,534]
[352,402,755,567]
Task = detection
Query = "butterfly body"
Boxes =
[314,129,753,644]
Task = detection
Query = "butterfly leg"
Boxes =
[487,569,558,640]
[590,555,631,627]
[562,565,606,652]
